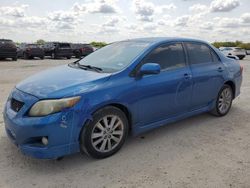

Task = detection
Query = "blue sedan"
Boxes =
[3,37,243,159]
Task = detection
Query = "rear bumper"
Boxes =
[28,52,44,57]
[56,53,72,57]
[0,52,16,58]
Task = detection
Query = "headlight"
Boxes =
[29,96,81,117]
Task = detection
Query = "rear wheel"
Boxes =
[75,51,81,58]
[210,84,233,116]
[67,56,71,59]
[80,106,128,159]
[12,55,17,61]
[24,53,29,60]
[40,56,44,60]
[51,52,56,59]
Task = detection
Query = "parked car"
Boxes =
[71,43,94,58]
[246,50,250,55]
[0,39,17,61]
[43,42,72,59]
[219,47,246,60]
[4,37,243,159]
[17,43,44,59]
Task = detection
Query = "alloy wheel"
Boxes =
[91,115,124,153]
[218,87,233,114]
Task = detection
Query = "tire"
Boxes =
[40,56,44,60]
[51,52,56,59]
[80,106,129,159]
[24,53,29,60]
[12,56,17,61]
[75,51,81,58]
[210,84,233,117]
[67,56,71,59]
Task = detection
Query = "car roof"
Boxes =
[0,39,13,42]
[122,37,208,45]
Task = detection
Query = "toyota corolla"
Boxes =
[3,38,243,159]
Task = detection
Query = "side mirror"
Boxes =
[227,55,239,60]
[139,63,161,76]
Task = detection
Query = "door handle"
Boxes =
[184,73,192,79]
[218,67,224,72]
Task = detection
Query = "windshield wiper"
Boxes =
[77,63,103,72]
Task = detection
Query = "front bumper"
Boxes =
[3,88,80,159]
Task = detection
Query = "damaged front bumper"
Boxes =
[3,88,81,159]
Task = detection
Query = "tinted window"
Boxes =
[143,43,186,71]
[59,43,70,48]
[211,50,220,63]
[186,43,212,64]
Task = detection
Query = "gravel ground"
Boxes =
[0,57,249,188]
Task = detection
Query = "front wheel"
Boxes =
[80,106,129,159]
[12,55,17,61]
[210,84,233,116]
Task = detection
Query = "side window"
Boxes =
[186,43,213,64]
[143,43,186,71]
[211,50,220,63]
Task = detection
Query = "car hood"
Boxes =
[16,65,111,99]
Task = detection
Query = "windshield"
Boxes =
[78,41,150,73]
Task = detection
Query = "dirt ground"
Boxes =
[0,57,249,188]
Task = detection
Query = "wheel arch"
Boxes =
[79,102,133,140]
[92,103,132,132]
[224,80,236,99]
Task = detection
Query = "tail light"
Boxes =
[240,64,243,74]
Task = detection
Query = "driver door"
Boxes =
[134,42,193,126]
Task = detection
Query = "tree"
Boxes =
[36,39,46,45]
[238,43,250,50]
[90,41,107,48]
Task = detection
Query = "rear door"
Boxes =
[184,42,225,110]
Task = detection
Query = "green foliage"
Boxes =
[238,43,250,50]
[36,39,46,45]
[90,41,107,48]
[212,41,250,49]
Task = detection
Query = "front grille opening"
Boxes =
[10,98,24,112]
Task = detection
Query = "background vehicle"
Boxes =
[0,39,17,61]
[17,43,44,59]
[43,42,72,59]
[4,38,242,160]
[219,47,246,60]
[71,43,94,58]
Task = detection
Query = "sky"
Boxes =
[0,0,249,43]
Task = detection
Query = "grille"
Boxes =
[10,98,24,112]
